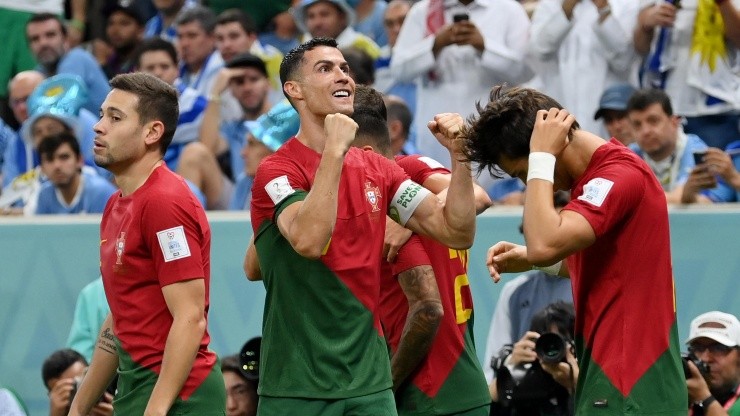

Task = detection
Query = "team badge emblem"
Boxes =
[115,232,126,265]
[365,181,381,212]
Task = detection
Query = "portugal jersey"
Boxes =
[564,140,685,415]
[250,139,431,399]
[100,165,224,415]
[379,155,490,415]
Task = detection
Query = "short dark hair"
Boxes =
[626,88,673,116]
[352,108,392,157]
[529,301,575,340]
[216,9,257,35]
[38,131,81,161]
[133,38,178,68]
[27,13,67,37]
[385,97,412,138]
[110,73,179,154]
[280,37,338,102]
[340,47,375,86]
[462,85,580,178]
[41,349,86,390]
[354,85,386,120]
[175,5,217,34]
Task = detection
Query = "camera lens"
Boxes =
[535,333,567,365]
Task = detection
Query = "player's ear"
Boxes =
[284,81,303,102]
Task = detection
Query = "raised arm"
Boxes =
[276,114,358,258]
[243,234,262,281]
[68,314,119,416]
[391,264,443,390]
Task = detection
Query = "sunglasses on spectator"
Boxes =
[689,343,736,355]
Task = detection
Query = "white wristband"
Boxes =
[527,152,556,183]
[533,260,562,275]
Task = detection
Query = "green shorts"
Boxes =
[258,389,397,416]
[447,404,490,416]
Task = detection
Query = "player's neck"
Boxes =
[59,173,81,204]
[295,112,329,153]
[561,130,607,181]
[114,156,164,197]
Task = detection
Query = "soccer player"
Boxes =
[464,86,686,414]
[247,37,476,415]
[68,72,225,416]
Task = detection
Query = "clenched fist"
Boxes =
[324,113,359,156]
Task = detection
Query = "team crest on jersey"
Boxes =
[365,181,381,212]
[115,232,126,265]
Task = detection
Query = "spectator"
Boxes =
[483,190,573,385]
[66,277,110,363]
[230,100,298,211]
[683,141,740,204]
[593,83,637,146]
[685,311,740,415]
[2,71,44,186]
[25,13,111,115]
[214,9,284,119]
[144,0,196,42]
[221,353,258,416]
[35,132,117,215]
[41,349,113,416]
[176,6,224,97]
[391,0,533,168]
[384,94,416,155]
[258,6,301,56]
[374,0,416,116]
[634,0,740,150]
[293,0,381,59]
[528,0,640,135]
[627,88,710,204]
[352,0,388,47]
[101,0,146,79]
[491,301,577,416]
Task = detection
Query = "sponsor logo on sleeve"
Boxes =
[156,226,192,262]
[265,175,295,205]
[577,177,614,207]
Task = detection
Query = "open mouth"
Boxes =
[332,90,350,99]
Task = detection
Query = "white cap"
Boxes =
[686,311,740,347]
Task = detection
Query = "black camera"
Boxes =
[682,352,710,379]
[239,336,261,381]
[535,332,571,365]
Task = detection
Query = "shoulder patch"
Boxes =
[418,156,445,169]
[156,226,192,262]
[265,175,295,205]
[577,178,614,207]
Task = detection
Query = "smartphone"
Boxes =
[453,13,469,23]
[693,151,707,166]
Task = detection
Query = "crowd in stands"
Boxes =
[1,0,739,215]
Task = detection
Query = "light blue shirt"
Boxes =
[35,170,117,215]
[37,48,111,116]
[704,140,740,202]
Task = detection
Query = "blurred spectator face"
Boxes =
[138,50,180,86]
[689,338,740,392]
[45,361,86,391]
[629,103,680,161]
[383,1,410,48]
[230,67,270,114]
[8,72,44,123]
[223,370,257,416]
[27,18,67,66]
[106,11,144,50]
[153,0,185,14]
[600,110,634,146]
[32,117,70,148]
[305,2,347,39]
[40,141,82,188]
[215,22,256,63]
[176,21,215,69]
[242,134,272,177]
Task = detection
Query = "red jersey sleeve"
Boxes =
[140,196,208,287]
[250,153,311,235]
[390,234,432,276]
[396,155,450,185]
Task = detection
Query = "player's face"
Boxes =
[497,154,571,192]
[223,371,257,416]
[295,46,355,117]
[93,89,149,172]
[40,142,82,187]
[305,2,346,39]
[215,22,255,63]
[628,103,680,161]
[106,11,143,50]
[138,50,179,86]
[230,67,270,115]
[242,134,272,177]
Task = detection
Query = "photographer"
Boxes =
[685,312,740,416]
[41,349,112,416]
[221,337,260,416]
[491,302,577,416]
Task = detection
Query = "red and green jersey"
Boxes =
[250,139,425,399]
[379,155,490,415]
[100,165,224,415]
[564,140,686,415]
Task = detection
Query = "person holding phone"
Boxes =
[681,142,740,203]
